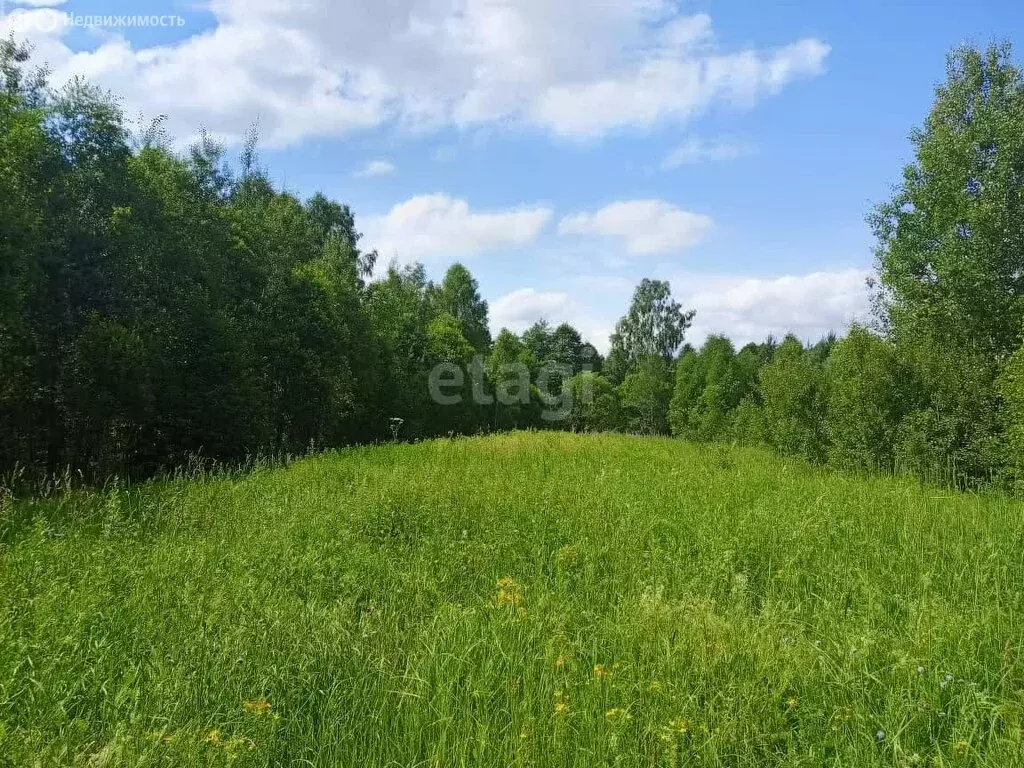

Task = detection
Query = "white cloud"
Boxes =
[353,159,396,178]
[2,10,388,148]
[362,194,552,262]
[490,267,869,354]
[491,288,573,331]
[490,288,612,352]
[530,38,830,137]
[1,2,830,146]
[661,137,755,169]
[683,268,872,346]
[558,200,713,256]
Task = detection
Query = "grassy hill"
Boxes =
[2,432,1023,766]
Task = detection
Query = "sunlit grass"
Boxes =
[2,432,1023,766]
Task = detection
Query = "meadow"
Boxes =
[1,431,1023,767]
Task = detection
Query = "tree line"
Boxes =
[2,40,1024,492]
[660,43,1024,491]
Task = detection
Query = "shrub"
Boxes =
[825,326,905,473]
[619,356,672,435]
[893,338,1004,487]
[669,336,753,442]
[998,342,1024,489]
[731,396,769,446]
[759,337,828,463]
[569,373,622,432]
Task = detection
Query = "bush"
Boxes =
[619,356,672,435]
[759,337,828,463]
[998,342,1024,489]
[731,396,769,446]
[893,338,1004,488]
[669,336,753,442]
[569,373,622,432]
[825,326,905,473]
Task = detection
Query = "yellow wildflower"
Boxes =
[659,718,690,744]
[495,577,525,608]
[554,690,570,716]
[786,696,798,709]
[605,708,631,721]
[242,699,272,715]
[593,663,612,678]
[668,718,690,734]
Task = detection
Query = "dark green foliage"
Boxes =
[521,320,554,367]
[669,336,755,441]
[427,264,492,353]
[607,279,694,382]
[6,40,1024,496]
[557,326,602,375]
[998,343,1024,489]
[521,320,594,371]
[366,264,434,437]
[619,356,673,435]
[731,396,769,446]
[759,337,828,463]
[806,333,838,365]
[892,340,1003,486]
[487,330,539,430]
[824,327,906,472]
[423,314,480,435]
[0,46,481,481]
[871,43,1024,486]
[873,44,1024,362]
[568,373,621,432]
[425,313,476,363]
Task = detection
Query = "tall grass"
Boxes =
[2,432,1023,766]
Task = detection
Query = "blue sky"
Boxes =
[3,0,1022,349]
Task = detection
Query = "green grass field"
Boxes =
[2,432,1024,766]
